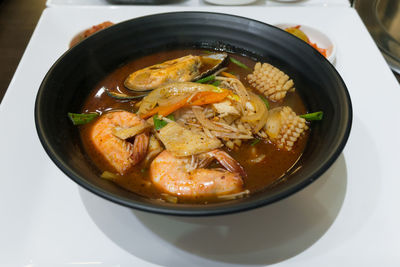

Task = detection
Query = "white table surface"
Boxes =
[1,5,399,267]
[46,0,350,7]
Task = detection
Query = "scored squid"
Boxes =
[247,62,295,102]
[124,53,227,91]
[264,106,308,151]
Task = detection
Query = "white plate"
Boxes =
[275,23,336,64]
[1,6,400,266]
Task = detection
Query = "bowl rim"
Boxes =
[34,11,353,216]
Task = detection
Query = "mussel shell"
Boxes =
[124,52,228,92]
[194,52,228,81]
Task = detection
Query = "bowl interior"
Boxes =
[35,12,352,216]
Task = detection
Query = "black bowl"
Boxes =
[35,12,352,216]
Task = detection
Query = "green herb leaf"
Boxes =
[195,74,215,84]
[300,111,324,121]
[229,57,250,70]
[153,114,175,130]
[259,95,270,109]
[212,80,221,87]
[250,138,261,146]
[68,112,99,125]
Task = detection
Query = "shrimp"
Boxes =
[90,111,149,174]
[150,149,246,198]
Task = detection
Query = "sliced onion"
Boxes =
[192,106,232,133]
[242,92,266,122]
[157,93,190,107]
[138,82,215,115]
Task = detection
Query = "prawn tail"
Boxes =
[211,150,247,179]
[131,132,150,165]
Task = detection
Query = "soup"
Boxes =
[75,49,311,204]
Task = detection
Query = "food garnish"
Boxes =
[300,111,323,121]
[259,95,270,109]
[195,74,216,84]
[250,138,261,146]
[229,57,250,70]
[68,112,99,125]
[153,114,175,131]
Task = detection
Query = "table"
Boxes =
[1,5,400,266]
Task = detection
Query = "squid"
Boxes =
[247,62,295,102]
[264,106,308,151]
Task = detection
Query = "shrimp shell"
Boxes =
[90,111,149,174]
[150,150,244,198]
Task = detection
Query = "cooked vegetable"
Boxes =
[156,121,222,156]
[138,82,216,116]
[161,193,178,203]
[100,171,118,180]
[229,57,250,70]
[300,111,323,121]
[153,114,175,131]
[105,87,147,100]
[212,80,221,87]
[68,112,99,125]
[112,121,151,139]
[195,74,216,84]
[241,92,269,133]
[215,76,250,113]
[188,91,230,106]
[259,95,270,109]
[157,96,191,117]
[142,90,230,119]
[250,138,260,146]
[221,71,237,79]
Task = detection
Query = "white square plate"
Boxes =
[1,6,399,266]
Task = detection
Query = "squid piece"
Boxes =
[247,62,295,102]
[264,106,308,151]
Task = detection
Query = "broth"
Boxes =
[79,49,309,204]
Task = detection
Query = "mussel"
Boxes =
[124,53,228,92]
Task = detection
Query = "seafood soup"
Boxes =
[72,49,319,204]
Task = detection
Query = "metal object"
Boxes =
[354,0,400,74]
